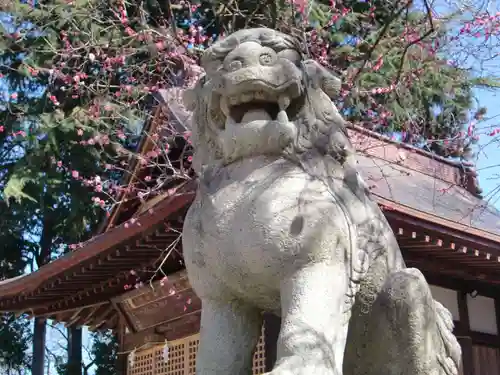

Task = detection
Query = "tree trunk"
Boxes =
[67,326,83,375]
[31,317,46,375]
[32,214,54,375]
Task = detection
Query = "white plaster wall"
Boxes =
[467,294,498,335]
[430,285,460,321]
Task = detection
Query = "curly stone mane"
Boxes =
[201,29,305,73]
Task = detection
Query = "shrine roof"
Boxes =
[98,87,189,232]
[0,181,195,330]
[349,126,500,241]
[0,88,193,329]
[357,155,500,239]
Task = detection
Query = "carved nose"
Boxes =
[223,41,278,71]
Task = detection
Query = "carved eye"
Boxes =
[259,53,274,65]
[228,60,242,71]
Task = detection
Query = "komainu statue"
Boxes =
[181,28,462,375]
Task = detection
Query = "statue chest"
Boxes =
[182,157,352,275]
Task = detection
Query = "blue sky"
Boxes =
[453,0,500,208]
[417,0,500,208]
[473,88,500,207]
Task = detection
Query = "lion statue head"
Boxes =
[183,28,354,175]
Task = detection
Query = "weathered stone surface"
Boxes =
[344,268,461,375]
[181,27,461,375]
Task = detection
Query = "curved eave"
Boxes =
[377,195,500,252]
[0,181,197,315]
[382,200,500,286]
[98,105,163,232]
[37,302,119,331]
[102,87,190,232]
[3,173,500,324]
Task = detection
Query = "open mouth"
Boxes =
[230,101,280,123]
[217,90,305,128]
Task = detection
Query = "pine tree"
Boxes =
[0,2,185,372]
[0,181,32,374]
[294,1,495,159]
[0,313,31,374]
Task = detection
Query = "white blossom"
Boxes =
[128,349,136,369]
[163,341,170,363]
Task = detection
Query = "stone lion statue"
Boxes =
[181,28,461,375]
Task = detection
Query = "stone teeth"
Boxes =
[225,91,283,108]
[279,95,291,110]
[254,91,266,100]
[241,93,253,103]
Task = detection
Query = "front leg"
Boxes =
[269,262,351,375]
[196,298,263,375]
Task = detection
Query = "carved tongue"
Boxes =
[241,109,272,123]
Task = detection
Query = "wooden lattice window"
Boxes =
[253,327,267,374]
[127,326,266,375]
[129,350,154,375]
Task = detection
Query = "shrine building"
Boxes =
[0,89,499,375]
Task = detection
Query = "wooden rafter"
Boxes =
[0,183,196,312]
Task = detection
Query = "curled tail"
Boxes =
[344,268,463,375]
[434,300,462,375]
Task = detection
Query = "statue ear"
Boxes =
[302,59,342,98]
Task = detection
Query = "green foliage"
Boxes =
[3,169,38,203]
[91,330,118,375]
[185,0,495,159]
[0,203,32,372]
[0,0,187,204]
[0,3,137,371]
[0,313,32,373]
[53,329,118,375]
[301,1,489,159]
